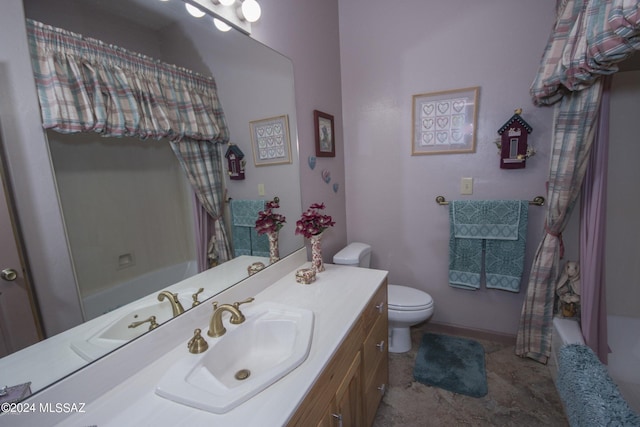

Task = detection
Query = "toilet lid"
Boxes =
[388,284,433,311]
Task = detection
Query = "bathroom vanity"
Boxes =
[4,249,389,426]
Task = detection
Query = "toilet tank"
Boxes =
[333,242,371,268]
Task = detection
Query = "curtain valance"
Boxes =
[26,19,229,144]
[531,0,640,106]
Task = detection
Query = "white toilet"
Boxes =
[333,242,434,353]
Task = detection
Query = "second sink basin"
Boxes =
[155,302,314,414]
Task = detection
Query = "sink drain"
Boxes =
[235,369,251,381]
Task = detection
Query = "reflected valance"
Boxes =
[26,19,229,144]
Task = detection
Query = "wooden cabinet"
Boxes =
[317,351,362,427]
[289,279,388,427]
[362,283,389,426]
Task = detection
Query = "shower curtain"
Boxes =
[516,0,640,363]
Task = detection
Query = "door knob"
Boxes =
[1,268,18,281]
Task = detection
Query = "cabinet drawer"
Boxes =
[362,312,387,384]
[362,279,387,333]
[363,352,388,426]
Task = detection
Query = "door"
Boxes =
[0,144,41,356]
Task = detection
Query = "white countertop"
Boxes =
[0,255,268,395]
[49,263,387,426]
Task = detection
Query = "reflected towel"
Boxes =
[230,199,269,257]
[449,200,527,292]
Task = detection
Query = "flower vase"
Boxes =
[268,232,280,264]
[310,233,324,273]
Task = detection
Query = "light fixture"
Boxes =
[213,18,232,32]
[185,3,206,17]
[178,0,256,34]
[237,0,261,23]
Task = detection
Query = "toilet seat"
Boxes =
[388,284,433,312]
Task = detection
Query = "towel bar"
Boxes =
[435,195,545,206]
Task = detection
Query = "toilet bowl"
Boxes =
[387,284,434,353]
[332,242,435,353]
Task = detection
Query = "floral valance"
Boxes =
[25,19,229,144]
[531,0,640,106]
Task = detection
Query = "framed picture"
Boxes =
[411,86,479,155]
[314,110,335,157]
[249,115,292,166]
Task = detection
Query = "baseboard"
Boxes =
[419,321,516,346]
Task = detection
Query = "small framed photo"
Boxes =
[411,86,479,155]
[314,110,335,158]
[249,115,292,166]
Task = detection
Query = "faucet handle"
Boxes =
[188,328,208,354]
[127,315,159,331]
[212,301,219,311]
[233,297,255,310]
[192,288,205,307]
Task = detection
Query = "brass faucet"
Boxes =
[207,297,254,338]
[157,290,185,317]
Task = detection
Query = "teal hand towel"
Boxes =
[230,199,269,257]
[449,200,528,292]
[449,204,482,290]
[485,201,527,292]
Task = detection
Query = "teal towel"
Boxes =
[230,199,266,226]
[230,199,269,257]
[449,200,527,292]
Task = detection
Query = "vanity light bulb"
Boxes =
[185,3,206,18]
[240,0,261,23]
[213,18,232,32]
[219,0,236,5]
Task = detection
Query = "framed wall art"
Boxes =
[411,86,479,155]
[314,110,335,158]
[249,114,292,166]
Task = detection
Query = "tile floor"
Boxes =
[373,322,568,427]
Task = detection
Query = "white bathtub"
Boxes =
[550,315,640,414]
[82,260,198,320]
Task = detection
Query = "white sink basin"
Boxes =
[70,289,210,361]
[155,302,314,414]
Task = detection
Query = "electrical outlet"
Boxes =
[461,177,473,195]
[258,183,265,196]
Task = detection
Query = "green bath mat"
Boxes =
[413,333,488,398]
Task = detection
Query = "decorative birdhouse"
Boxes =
[225,143,246,180]
[497,109,533,169]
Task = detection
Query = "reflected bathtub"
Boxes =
[82,260,198,320]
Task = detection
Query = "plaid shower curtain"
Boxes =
[26,19,232,265]
[516,0,640,363]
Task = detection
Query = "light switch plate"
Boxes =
[461,177,473,195]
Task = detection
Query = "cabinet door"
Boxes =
[333,351,362,427]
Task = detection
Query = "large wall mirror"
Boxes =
[1,0,303,398]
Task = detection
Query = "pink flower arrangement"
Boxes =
[255,200,286,235]
[295,203,335,239]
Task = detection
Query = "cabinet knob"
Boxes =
[332,413,343,427]
[376,302,385,313]
[376,341,385,352]
[378,383,387,396]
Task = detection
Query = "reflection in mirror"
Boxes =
[0,0,302,398]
